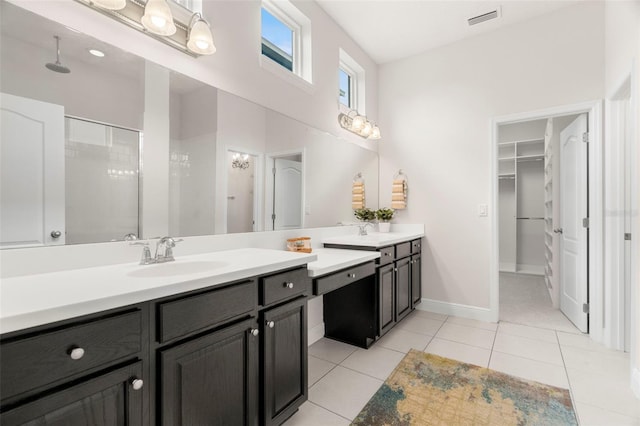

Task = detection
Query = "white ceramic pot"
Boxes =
[378,222,391,233]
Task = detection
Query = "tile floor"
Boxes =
[284,310,640,426]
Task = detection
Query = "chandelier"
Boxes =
[232,153,250,169]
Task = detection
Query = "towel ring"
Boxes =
[353,172,363,183]
[393,169,407,182]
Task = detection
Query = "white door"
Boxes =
[559,114,588,332]
[273,158,302,230]
[0,93,65,248]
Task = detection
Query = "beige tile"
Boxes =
[413,309,448,321]
[425,338,490,367]
[561,346,630,380]
[376,328,433,353]
[396,314,444,335]
[557,331,625,354]
[435,322,496,349]
[489,351,569,389]
[283,401,351,426]
[575,402,640,426]
[493,333,563,366]
[309,338,358,364]
[341,346,406,380]
[566,368,640,419]
[447,316,498,331]
[498,322,558,343]
[309,366,383,421]
[308,355,336,386]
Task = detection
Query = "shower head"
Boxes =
[45,36,71,74]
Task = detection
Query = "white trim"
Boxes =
[490,100,604,340]
[632,368,640,399]
[308,322,325,346]
[416,298,495,323]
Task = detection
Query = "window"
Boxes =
[260,0,312,84]
[339,49,365,113]
[339,68,352,108]
[261,8,294,72]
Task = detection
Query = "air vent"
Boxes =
[468,7,501,26]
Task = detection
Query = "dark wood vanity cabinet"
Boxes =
[2,361,145,426]
[261,297,308,426]
[325,237,423,338]
[0,307,148,426]
[159,317,259,426]
[1,265,311,426]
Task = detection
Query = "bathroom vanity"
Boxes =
[0,249,316,426]
[0,231,424,425]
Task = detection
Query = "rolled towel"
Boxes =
[352,194,364,202]
[391,200,406,209]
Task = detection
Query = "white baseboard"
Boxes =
[416,298,496,323]
[308,322,325,346]
[632,367,640,399]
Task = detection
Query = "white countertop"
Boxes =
[306,248,380,277]
[322,231,424,248]
[0,248,316,335]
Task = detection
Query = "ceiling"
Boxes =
[316,0,581,64]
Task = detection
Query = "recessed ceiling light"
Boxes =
[88,49,105,57]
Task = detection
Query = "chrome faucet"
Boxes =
[154,236,183,263]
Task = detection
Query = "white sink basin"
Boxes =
[127,260,229,278]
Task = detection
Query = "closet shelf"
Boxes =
[499,138,544,146]
[516,154,544,161]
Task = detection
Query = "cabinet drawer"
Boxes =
[314,262,375,295]
[1,310,142,401]
[158,280,257,343]
[377,246,395,265]
[411,239,422,254]
[261,267,309,306]
[396,242,411,259]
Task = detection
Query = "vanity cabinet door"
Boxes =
[261,297,307,426]
[378,264,396,336]
[411,254,422,307]
[395,257,412,322]
[1,361,144,426]
[160,318,259,426]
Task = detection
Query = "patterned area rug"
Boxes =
[352,350,577,426]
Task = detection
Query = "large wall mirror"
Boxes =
[0,0,379,248]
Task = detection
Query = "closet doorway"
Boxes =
[496,112,588,333]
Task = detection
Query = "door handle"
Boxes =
[553,228,563,234]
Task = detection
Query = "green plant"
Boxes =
[354,208,375,222]
[375,208,395,222]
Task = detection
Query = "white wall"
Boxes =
[604,0,640,397]
[0,33,143,129]
[378,2,605,310]
[8,0,379,149]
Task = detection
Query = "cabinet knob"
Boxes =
[250,328,259,337]
[284,282,294,289]
[394,268,398,272]
[68,347,85,360]
[131,378,144,391]
[266,320,275,328]
[51,230,62,239]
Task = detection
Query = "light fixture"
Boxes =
[88,48,105,57]
[187,13,216,55]
[141,0,176,36]
[232,153,250,169]
[338,109,382,140]
[91,0,126,10]
[75,0,217,57]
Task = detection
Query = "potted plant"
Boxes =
[375,208,395,233]
[354,208,375,235]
